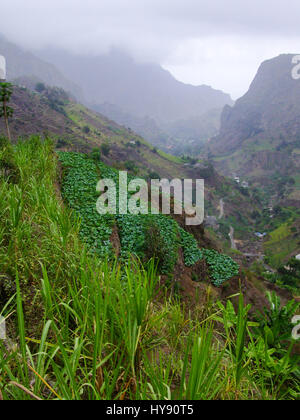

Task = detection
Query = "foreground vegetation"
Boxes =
[0,137,299,400]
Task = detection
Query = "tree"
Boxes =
[35,82,46,93]
[90,148,101,162]
[101,143,111,156]
[0,82,13,142]
[82,125,90,134]
[278,259,300,289]
[125,160,138,173]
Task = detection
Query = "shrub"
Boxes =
[202,249,239,287]
[144,215,180,274]
[277,259,300,289]
[253,291,300,348]
[89,148,101,162]
[179,227,203,267]
[58,152,114,259]
[148,170,160,179]
[82,125,90,134]
[125,160,137,173]
[56,138,72,149]
[143,219,166,267]
[101,143,111,156]
[0,138,19,183]
[35,82,46,93]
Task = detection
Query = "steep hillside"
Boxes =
[92,102,174,151]
[206,54,300,205]
[0,138,298,401]
[1,33,232,154]
[0,84,259,251]
[264,217,300,268]
[93,103,223,155]
[0,85,188,179]
[163,108,223,155]
[0,35,82,99]
[38,48,233,151]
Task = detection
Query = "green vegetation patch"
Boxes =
[179,228,239,287]
[97,161,180,273]
[2,138,298,400]
[202,249,239,287]
[58,152,114,258]
[58,152,239,284]
[264,219,300,268]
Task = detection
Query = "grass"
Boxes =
[157,149,183,164]
[267,223,291,242]
[0,136,299,400]
[264,221,299,267]
[65,102,185,178]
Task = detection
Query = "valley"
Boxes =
[200,54,300,273]
[0,32,299,401]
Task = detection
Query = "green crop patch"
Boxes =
[58,152,115,258]
[179,227,239,286]
[58,152,239,285]
[202,249,239,287]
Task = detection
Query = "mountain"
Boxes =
[0,84,198,180]
[0,84,181,178]
[206,54,300,204]
[0,35,83,99]
[0,83,257,248]
[93,103,223,156]
[0,44,298,401]
[92,102,174,150]
[162,108,223,155]
[38,48,233,151]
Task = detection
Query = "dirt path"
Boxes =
[218,198,236,250]
[218,198,224,219]
[229,226,237,250]
[219,198,276,272]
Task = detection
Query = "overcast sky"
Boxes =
[1,0,300,98]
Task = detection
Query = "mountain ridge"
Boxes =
[0,34,83,99]
[39,47,233,121]
[206,54,300,204]
[0,83,257,250]
[37,47,233,152]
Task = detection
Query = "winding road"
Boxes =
[218,198,276,272]
[229,226,237,250]
[219,198,236,250]
[218,198,224,219]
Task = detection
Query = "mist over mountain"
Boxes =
[39,48,233,121]
[0,33,232,153]
[38,48,233,152]
[207,54,300,203]
[0,35,83,99]
[209,54,300,153]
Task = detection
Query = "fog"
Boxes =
[1,0,300,98]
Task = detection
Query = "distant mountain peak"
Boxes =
[37,47,232,152]
[38,48,233,117]
[207,53,300,204]
[0,35,83,99]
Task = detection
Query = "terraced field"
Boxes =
[58,151,239,286]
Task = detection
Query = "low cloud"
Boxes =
[1,0,300,97]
